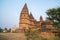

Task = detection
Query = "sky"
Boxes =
[0,0,60,29]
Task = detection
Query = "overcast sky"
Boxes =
[0,0,60,29]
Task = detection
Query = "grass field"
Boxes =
[0,33,26,40]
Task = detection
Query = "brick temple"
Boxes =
[19,3,57,38]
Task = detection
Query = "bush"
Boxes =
[24,30,43,40]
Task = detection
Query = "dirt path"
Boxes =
[0,33,26,40]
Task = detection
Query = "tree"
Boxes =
[8,28,11,32]
[0,27,3,32]
[46,7,60,27]
[4,28,7,30]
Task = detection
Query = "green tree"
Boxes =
[8,28,11,32]
[0,27,3,32]
[4,28,7,30]
[46,7,60,27]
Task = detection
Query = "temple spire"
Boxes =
[40,16,43,22]
[29,12,34,19]
[21,3,28,14]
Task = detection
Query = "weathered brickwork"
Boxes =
[19,3,57,38]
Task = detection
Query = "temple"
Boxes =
[19,3,57,38]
